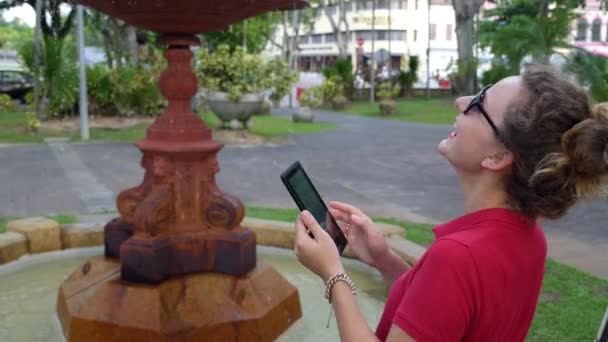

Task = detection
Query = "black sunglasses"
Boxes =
[463,84,501,138]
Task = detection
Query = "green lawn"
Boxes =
[342,97,457,125]
[245,207,608,342]
[0,111,45,143]
[0,214,77,233]
[0,110,338,144]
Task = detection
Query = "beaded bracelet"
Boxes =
[324,273,357,328]
[325,273,357,303]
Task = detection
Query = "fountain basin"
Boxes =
[0,246,387,342]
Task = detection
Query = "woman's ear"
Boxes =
[481,150,513,172]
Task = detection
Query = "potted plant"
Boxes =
[196,45,270,128]
[267,57,299,108]
[377,82,401,116]
[293,86,322,123]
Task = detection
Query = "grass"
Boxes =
[0,214,78,233]
[199,111,337,138]
[244,206,608,342]
[0,111,45,143]
[0,110,338,144]
[342,97,457,125]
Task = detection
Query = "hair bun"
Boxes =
[557,112,608,198]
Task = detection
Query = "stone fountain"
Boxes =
[56,1,307,341]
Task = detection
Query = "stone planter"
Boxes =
[379,99,397,116]
[205,91,264,128]
[292,107,314,123]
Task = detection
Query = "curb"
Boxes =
[0,216,426,269]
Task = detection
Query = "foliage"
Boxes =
[322,58,354,98]
[564,48,608,102]
[397,56,419,96]
[0,94,17,112]
[86,64,115,115]
[85,63,165,117]
[267,57,299,103]
[19,37,79,117]
[86,11,142,68]
[0,0,75,39]
[196,45,272,102]
[110,65,165,116]
[377,82,401,100]
[25,111,40,132]
[299,87,323,108]
[320,75,345,103]
[449,57,478,95]
[481,59,519,86]
[480,0,579,71]
[0,17,32,50]
[201,13,280,54]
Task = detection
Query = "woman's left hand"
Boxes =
[294,210,345,281]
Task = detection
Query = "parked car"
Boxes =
[0,69,34,103]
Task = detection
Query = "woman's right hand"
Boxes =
[329,201,390,268]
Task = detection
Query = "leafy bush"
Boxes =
[86,64,114,115]
[397,55,419,96]
[110,65,165,116]
[84,63,165,117]
[196,44,273,102]
[299,87,323,108]
[19,37,78,117]
[267,57,298,104]
[481,60,518,86]
[564,48,608,102]
[0,94,17,112]
[377,82,401,100]
[25,111,40,132]
[322,58,354,99]
[320,76,344,103]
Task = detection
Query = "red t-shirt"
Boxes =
[375,208,547,342]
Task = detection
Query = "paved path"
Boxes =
[0,109,606,278]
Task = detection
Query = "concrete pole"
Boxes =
[388,0,392,90]
[243,20,248,51]
[77,5,90,140]
[33,0,42,119]
[425,0,431,98]
[370,0,376,104]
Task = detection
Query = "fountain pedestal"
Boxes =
[57,257,301,341]
[56,1,307,340]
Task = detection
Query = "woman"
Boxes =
[293,64,608,341]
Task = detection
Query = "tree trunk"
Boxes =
[127,26,139,65]
[454,17,475,94]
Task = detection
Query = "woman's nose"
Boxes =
[455,96,470,112]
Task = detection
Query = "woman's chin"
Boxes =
[437,137,452,156]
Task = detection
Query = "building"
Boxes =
[573,0,608,57]
[268,0,492,89]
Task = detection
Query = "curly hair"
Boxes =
[500,64,608,220]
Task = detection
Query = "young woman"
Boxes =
[293,64,608,341]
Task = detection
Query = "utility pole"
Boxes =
[77,5,89,140]
[426,0,431,98]
[33,0,43,119]
[388,0,392,90]
[370,0,376,103]
[243,20,248,51]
